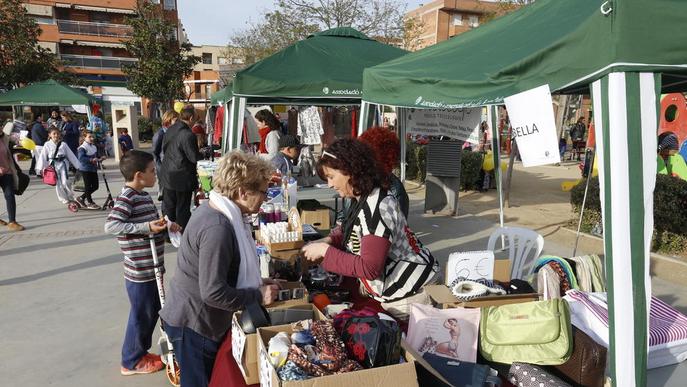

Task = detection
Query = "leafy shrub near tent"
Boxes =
[461,150,484,190]
[570,174,687,254]
[137,116,160,142]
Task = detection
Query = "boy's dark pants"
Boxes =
[79,171,99,203]
[122,280,161,369]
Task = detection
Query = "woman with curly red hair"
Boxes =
[358,126,409,218]
[301,139,439,320]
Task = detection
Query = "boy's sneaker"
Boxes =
[0,219,7,226]
[87,203,101,210]
[75,197,86,208]
[120,354,164,376]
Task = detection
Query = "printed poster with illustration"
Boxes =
[407,303,481,362]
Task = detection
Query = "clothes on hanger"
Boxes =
[297,106,324,145]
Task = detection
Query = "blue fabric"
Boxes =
[680,140,687,164]
[31,122,48,146]
[77,147,97,172]
[121,280,161,369]
[164,323,221,387]
[62,121,80,155]
[120,134,134,151]
[152,127,166,164]
[0,173,16,222]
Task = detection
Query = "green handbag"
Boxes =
[480,299,573,365]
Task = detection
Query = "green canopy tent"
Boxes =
[362,0,687,385]
[226,27,407,152]
[0,79,95,106]
[0,79,96,123]
[210,85,232,106]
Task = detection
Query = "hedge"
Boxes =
[570,174,687,254]
[405,144,486,190]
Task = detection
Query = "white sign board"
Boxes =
[231,317,248,377]
[503,84,561,167]
[403,107,482,144]
[446,250,495,285]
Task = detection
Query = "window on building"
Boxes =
[205,84,213,98]
[202,53,212,65]
[232,57,244,65]
[451,13,462,26]
[218,57,229,65]
[469,15,479,28]
[34,16,55,24]
[163,0,176,10]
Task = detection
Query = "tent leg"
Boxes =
[397,106,406,182]
[573,149,595,257]
[592,72,658,387]
[490,105,505,248]
[358,101,370,135]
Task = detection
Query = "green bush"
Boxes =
[570,174,687,253]
[405,141,418,180]
[416,145,427,182]
[137,116,161,142]
[461,150,484,190]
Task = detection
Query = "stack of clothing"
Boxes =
[533,255,605,299]
[269,320,363,381]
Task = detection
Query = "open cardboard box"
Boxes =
[257,322,418,387]
[232,301,323,384]
[424,259,539,309]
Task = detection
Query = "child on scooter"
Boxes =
[104,150,181,376]
[76,132,104,209]
[35,126,81,205]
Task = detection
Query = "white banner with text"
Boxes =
[504,85,560,167]
[401,107,482,144]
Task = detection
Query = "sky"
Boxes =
[177,0,428,46]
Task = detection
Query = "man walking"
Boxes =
[159,106,199,229]
[29,113,48,176]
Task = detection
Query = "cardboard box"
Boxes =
[257,323,418,387]
[426,259,539,308]
[300,208,331,230]
[232,304,325,385]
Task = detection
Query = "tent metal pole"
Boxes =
[397,106,406,182]
[234,97,247,150]
[573,149,595,257]
[358,101,369,135]
[490,105,505,249]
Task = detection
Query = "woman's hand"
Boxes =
[260,284,280,305]
[301,242,330,262]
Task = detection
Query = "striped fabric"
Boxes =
[107,187,165,283]
[591,72,660,386]
[565,290,687,348]
[347,188,440,302]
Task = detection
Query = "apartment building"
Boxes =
[22,0,179,113]
[405,0,506,50]
[184,45,244,113]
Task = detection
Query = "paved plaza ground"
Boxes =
[1,156,685,386]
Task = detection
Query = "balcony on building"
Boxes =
[54,7,134,39]
[61,54,137,70]
[56,19,133,38]
[59,44,136,71]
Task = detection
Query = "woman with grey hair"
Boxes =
[160,151,281,387]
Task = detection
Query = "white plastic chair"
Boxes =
[487,226,544,280]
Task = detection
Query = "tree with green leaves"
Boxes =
[0,0,71,89]
[229,0,412,66]
[122,1,199,111]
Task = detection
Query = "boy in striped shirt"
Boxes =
[105,150,178,376]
